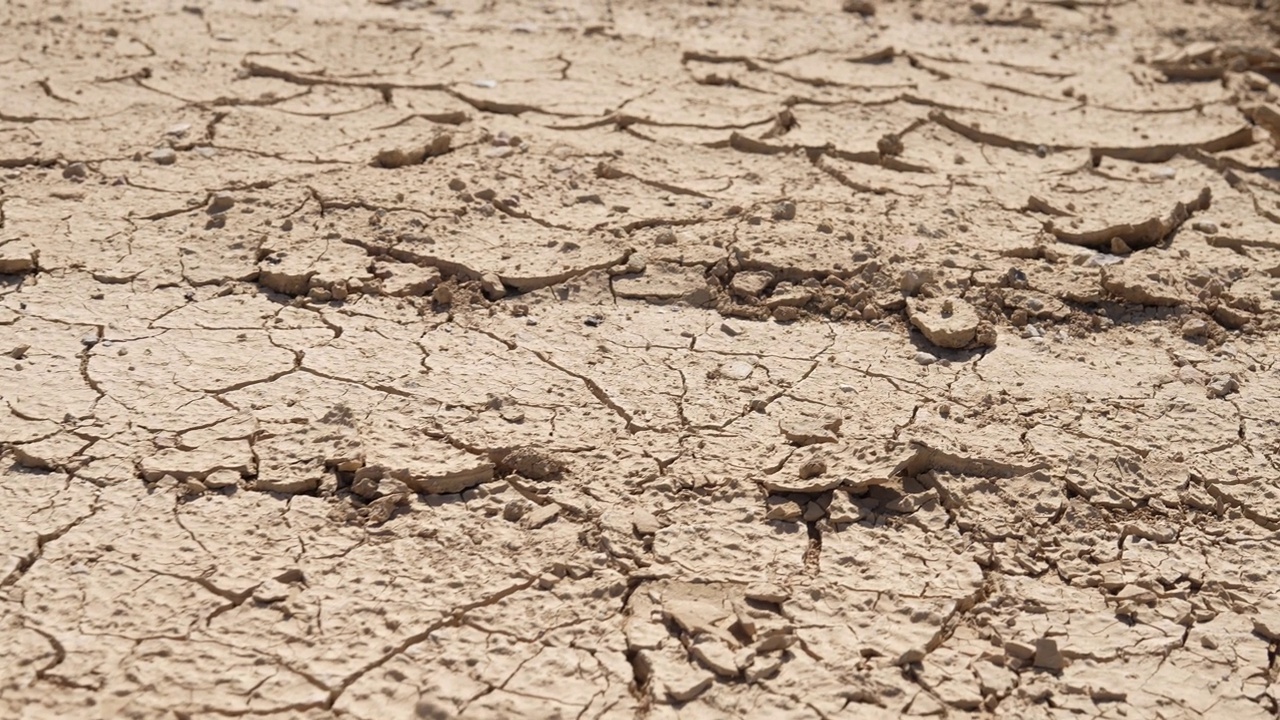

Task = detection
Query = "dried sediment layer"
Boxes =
[3,1,1280,719]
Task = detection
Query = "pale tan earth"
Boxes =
[3,0,1280,717]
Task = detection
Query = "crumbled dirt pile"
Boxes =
[3,0,1280,717]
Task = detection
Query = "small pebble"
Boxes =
[149,147,177,165]
[1182,319,1209,339]
[772,306,800,322]
[719,360,754,380]
[914,351,937,366]
[62,162,87,180]
[208,193,235,214]
[842,0,876,15]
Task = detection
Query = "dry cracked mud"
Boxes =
[3,0,1280,717]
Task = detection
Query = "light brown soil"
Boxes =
[3,0,1280,717]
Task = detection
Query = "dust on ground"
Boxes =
[3,0,1280,717]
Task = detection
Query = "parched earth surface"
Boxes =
[4,0,1280,717]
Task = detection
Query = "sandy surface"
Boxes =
[3,0,1280,717]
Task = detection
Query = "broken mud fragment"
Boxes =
[907,296,993,349]
[373,133,453,168]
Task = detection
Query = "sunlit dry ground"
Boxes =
[3,0,1280,717]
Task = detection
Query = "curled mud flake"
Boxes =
[1047,187,1212,250]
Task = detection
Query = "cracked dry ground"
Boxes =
[5,0,1280,719]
